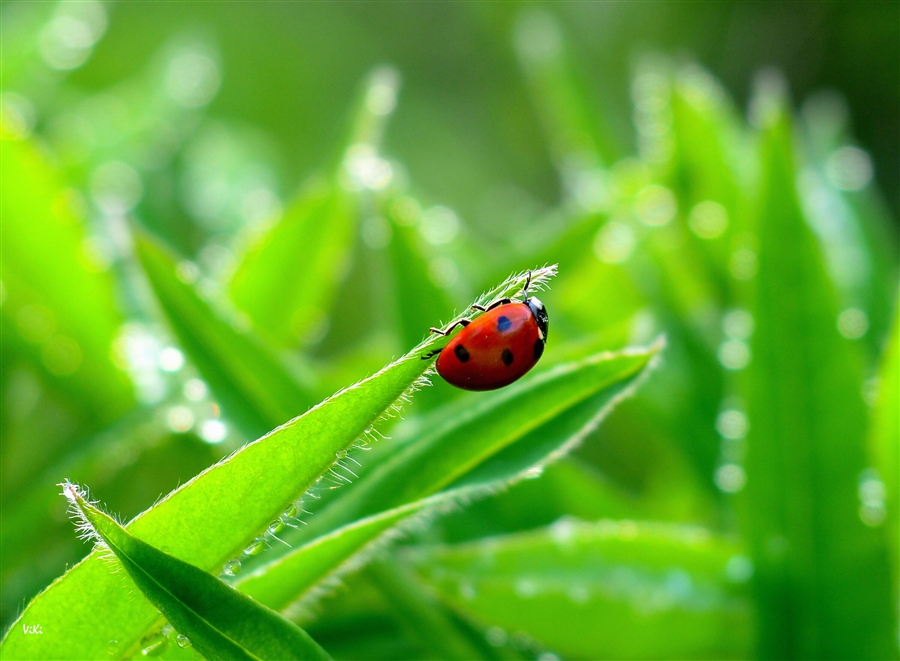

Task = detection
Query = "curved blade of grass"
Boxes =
[62,484,329,661]
[237,342,661,611]
[408,519,752,660]
[0,267,553,660]
[0,139,133,424]
[868,298,899,609]
[135,232,315,439]
[229,68,400,347]
[741,107,896,659]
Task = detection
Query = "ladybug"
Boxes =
[423,271,549,391]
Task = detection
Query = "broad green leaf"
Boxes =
[409,519,753,660]
[63,484,329,661]
[0,138,133,424]
[237,342,660,611]
[0,267,551,660]
[741,109,897,659]
[135,232,315,439]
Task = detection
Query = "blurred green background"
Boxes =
[1,1,898,659]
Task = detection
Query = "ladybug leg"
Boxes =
[471,297,511,312]
[421,347,443,360]
[428,318,471,336]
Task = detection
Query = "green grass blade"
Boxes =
[0,139,133,424]
[228,183,357,347]
[409,520,752,659]
[228,68,400,347]
[741,109,897,659]
[237,342,661,610]
[0,267,551,660]
[62,484,330,661]
[868,297,899,608]
[135,232,315,438]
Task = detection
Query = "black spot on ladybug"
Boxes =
[496,315,512,332]
[534,339,544,360]
[454,345,470,363]
[501,348,514,366]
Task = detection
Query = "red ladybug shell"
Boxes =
[436,297,548,391]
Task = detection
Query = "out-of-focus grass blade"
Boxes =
[366,560,487,661]
[237,341,660,610]
[799,93,899,357]
[741,108,897,659]
[229,68,400,347]
[868,299,899,607]
[409,519,752,660]
[135,232,315,438]
[0,268,546,660]
[384,208,457,354]
[513,10,616,168]
[229,182,356,347]
[63,484,330,661]
[0,139,133,423]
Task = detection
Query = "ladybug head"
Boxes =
[525,296,549,341]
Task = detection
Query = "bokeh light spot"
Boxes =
[837,307,868,339]
[42,336,83,375]
[688,200,729,239]
[718,339,751,370]
[715,463,746,493]
[635,185,677,226]
[594,220,636,264]
[420,206,460,245]
[826,146,873,191]
[199,419,228,444]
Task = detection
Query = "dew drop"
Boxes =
[722,309,754,340]
[140,632,168,656]
[268,519,285,535]
[176,634,191,649]
[635,184,677,226]
[718,339,751,371]
[858,468,887,527]
[729,247,758,280]
[485,626,508,647]
[458,581,477,600]
[594,220,636,264]
[725,554,754,583]
[390,196,421,226]
[221,559,241,576]
[715,463,746,493]
[515,578,538,598]
[837,308,868,339]
[549,517,578,546]
[243,537,266,556]
[283,503,299,519]
[826,146,873,191]
[157,347,185,372]
[567,585,590,604]
[688,200,729,239]
[522,465,544,480]
[537,652,561,661]
[106,639,118,656]
[716,409,749,440]
[199,419,227,444]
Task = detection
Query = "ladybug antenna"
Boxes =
[522,270,533,299]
